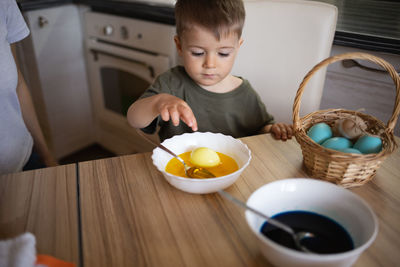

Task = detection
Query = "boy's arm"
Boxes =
[127,95,162,129]
[261,123,293,141]
[127,93,198,131]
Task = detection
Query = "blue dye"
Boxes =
[260,210,354,254]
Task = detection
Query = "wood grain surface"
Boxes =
[78,134,400,267]
[0,164,79,265]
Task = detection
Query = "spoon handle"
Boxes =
[158,144,187,164]
[136,129,186,165]
[217,190,294,235]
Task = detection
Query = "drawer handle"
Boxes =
[38,16,48,28]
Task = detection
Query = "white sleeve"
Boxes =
[5,0,30,43]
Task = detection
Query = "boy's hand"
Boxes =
[157,94,198,131]
[264,123,293,141]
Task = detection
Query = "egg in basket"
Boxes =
[292,52,399,188]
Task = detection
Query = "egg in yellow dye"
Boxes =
[190,147,220,167]
[165,151,238,178]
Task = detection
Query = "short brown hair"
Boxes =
[175,0,245,40]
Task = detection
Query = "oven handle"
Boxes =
[90,48,155,78]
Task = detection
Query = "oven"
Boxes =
[84,11,177,154]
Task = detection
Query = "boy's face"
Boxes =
[174,24,243,88]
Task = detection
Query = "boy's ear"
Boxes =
[174,35,183,55]
[239,38,244,47]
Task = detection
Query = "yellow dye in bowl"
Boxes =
[165,151,239,178]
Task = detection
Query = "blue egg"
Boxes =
[307,123,332,144]
[321,137,352,151]
[354,135,382,154]
[339,148,362,154]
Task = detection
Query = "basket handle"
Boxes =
[293,52,400,134]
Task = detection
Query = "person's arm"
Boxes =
[261,123,293,141]
[127,93,198,131]
[127,94,163,128]
[12,45,58,167]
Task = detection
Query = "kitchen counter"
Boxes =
[79,0,175,25]
[16,0,400,54]
[17,0,73,11]
[17,0,176,24]
[310,0,400,54]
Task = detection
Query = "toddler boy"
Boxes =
[127,0,292,142]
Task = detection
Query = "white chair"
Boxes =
[232,0,337,124]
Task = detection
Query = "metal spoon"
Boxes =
[157,142,216,178]
[217,190,315,253]
[137,131,216,178]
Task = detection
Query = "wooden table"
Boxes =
[1,134,399,266]
[0,164,80,265]
[78,134,400,267]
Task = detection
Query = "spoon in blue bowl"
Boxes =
[217,190,315,253]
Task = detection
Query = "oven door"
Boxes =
[87,41,170,153]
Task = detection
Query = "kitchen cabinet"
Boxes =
[16,4,95,159]
[84,11,176,155]
[320,45,400,136]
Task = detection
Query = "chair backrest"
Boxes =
[232,0,337,124]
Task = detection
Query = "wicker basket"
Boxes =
[293,52,400,188]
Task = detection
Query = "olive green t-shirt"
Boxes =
[140,66,274,142]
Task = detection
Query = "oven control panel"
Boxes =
[85,12,176,57]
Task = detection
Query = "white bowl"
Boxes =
[245,178,378,267]
[151,132,251,194]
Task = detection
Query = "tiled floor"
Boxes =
[320,64,400,137]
